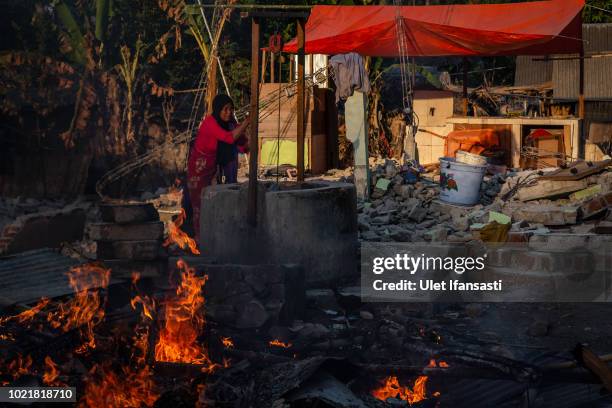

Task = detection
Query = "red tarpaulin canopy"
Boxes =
[284,0,584,57]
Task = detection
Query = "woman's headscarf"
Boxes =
[211,94,235,131]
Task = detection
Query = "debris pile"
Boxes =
[357,158,612,244]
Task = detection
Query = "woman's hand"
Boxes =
[232,117,250,140]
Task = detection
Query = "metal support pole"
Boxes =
[248,18,260,226]
[297,18,306,181]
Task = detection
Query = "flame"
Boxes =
[7,354,33,380]
[154,260,215,370]
[47,264,111,354]
[269,339,292,348]
[80,364,158,408]
[131,296,156,320]
[222,337,234,348]
[163,209,200,255]
[43,356,62,386]
[0,333,14,341]
[222,357,231,368]
[372,376,429,405]
[131,271,141,285]
[0,297,50,326]
[427,358,449,368]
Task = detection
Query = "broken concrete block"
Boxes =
[594,221,612,234]
[579,192,612,219]
[235,300,269,329]
[569,185,602,202]
[99,203,159,224]
[512,205,578,226]
[424,227,447,242]
[517,179,588,202]
[96,240,162,261]
[89,221,164,241]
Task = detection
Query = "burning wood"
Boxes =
[427,358,449,368]
[80,364,158,408]
[222,337,234,348]
[43,356,62,386]
[0,297,50,326]
[164,208,200,255]
[371,375,430,405]
[46,264,111,354]
[154,259,215,370]
[269,339,292,348]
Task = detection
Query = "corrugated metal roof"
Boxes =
[436,351,612,407]
[0,248,84,304]
[514,24,612,101]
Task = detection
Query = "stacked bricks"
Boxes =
[92,203,166,278]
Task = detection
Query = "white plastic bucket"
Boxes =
[439,157,486,205]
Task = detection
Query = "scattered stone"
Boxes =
[527,320,549,337]
[306,289,341,311]
[235,300,269,329]
[464,303,483,318]
[424,227,447,242]
[408,205,428,223]
[359,310,374,320]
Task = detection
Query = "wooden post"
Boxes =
[462,57,468,116]
[579,47,585,120]
[248,18,260,226]
[296,18,306,181]
[205,58,218,114]
[271,52,275,83]
[261,49,267,84]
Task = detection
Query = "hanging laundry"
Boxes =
[328,52,371,103]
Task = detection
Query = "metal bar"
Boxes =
[248,17,260,226]
[186,4,312,13]
[533,53,612,61]
[241,11,310,19]
[296,18,306,181]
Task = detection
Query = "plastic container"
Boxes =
[456,150,488,166]
[439,157,487,205]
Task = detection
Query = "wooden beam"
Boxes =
[248,17,260,226]
[575,344,612,394]
[296,18,306,181]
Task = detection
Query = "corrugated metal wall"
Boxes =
[515,24,612,101]
[553,24,612,100]
[514,55,552,86]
